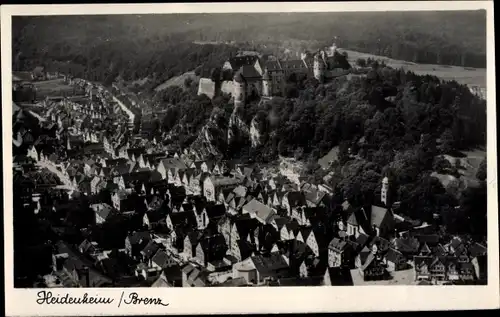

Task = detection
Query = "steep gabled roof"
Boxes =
[328,238,349,253]
[385,248,404,263]
[250,252,289,275]
[285,191,307,207]
[227,55,259,70]
[205,204,226,219]
[370,205,393,228]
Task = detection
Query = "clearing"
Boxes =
[33,78,78,100]
[154,71,199,92]
[318,146,339,169]
[339,48,486,89]
[432,149,486,190]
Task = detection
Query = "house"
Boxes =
[125,231,152,259]
[151,249,177,271]
[328,238,355,268]
[203,176,242,202]
[303,187,330,208]
[346,207,369,238]
[151,265,183,287]
[446,236,463,254]
[78,239,99,256]
[394,237,421,256]
[458,262,475,281]
[157,158,187,181]
[271,217,299,241]
[270,191,285,208]
[241,199,276,225]
[183,231,203,259]
[182,169,202,195]
[358,252,386,281]
[384,248,407,272]
[195,234,228,267]
[414,255,457,282]
[231,239,255,262]
[226,195,249,215]
[91,203,114,225]
[414,256,432,281]
[323,267,354,286]
[230,215,260,252]
[295,206,325,227]
[369,205,395,237]
[143,210,166,230]
[52,242,112,287]
[296,227,325,258]
[217,215,233,246]
[181,263,208,287]
[428,256,448,281]
[233,252,290,285]
[140,241,163,266]
[418,242,432,256]
[282,191,307,217]
[166,211,196,232]
[446,258,460,281]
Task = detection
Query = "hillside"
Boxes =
[154,71,199,92]
[340,49,486,89]
[13,11,487,86]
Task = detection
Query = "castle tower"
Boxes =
[381,176,389,206]
[233,72,246,106]
[262,70,271,97]
[329,42,338,57]
[313,52,325,82]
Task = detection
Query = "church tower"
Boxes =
[233,72,246,106]
[313,52,325,82]
[381,176,389,206]
[262,70,271,97]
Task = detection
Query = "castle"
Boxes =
[198,43,350,106]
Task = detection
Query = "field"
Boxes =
[432,149,486,190]
[318,146,339,169]
[33,78,78,100]
[340,49,487,89]
[154,71,199,92]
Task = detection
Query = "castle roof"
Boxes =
[240,65,262,79]
[233,71,244,83]
[280,60,307,70]
[227,55,259,70]
[264,60,282,72]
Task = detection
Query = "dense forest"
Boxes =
[13,11,486,89]
[149,57,487,240]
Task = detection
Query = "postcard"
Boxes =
[2,1,499,315]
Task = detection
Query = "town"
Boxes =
[12,50,488,288]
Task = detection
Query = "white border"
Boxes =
[2,2,498,315]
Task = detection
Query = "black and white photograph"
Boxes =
[2,1,499,315]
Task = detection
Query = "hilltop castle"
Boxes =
[197,44,350,106]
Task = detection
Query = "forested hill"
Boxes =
[13,11,486,85]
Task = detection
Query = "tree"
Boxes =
[440,128,455,154]
[356,58,367,67]
[184,77,193,88]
